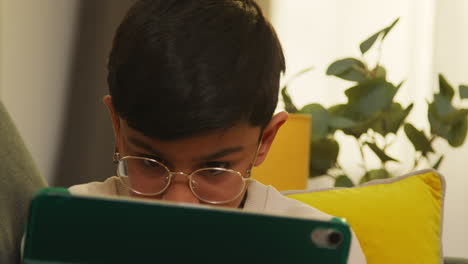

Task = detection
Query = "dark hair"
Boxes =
[107,0,285,140]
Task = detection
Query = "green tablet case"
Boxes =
[23,188,351,264]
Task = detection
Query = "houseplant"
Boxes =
[281,18,468,187]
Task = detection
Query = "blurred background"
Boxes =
[0,0,467,258]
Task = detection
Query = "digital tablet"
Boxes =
[23,188,351,264]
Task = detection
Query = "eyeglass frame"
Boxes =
[113,142,261,204]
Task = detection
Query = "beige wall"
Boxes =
[0,0,80,181]
[0,0,134,185]
[52,0,136,187]
[433,0,468,258]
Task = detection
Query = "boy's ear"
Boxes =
[254,111,288,166]
[103,95,121,150]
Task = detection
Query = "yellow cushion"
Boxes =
[284,169,445,264]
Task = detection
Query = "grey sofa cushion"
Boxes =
[0,100,47,263]
[445,257,468,264]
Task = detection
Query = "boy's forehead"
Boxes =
[121,119,261,151]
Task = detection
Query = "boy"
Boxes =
[70,0,366,262]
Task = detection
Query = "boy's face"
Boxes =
[104,96,287,208]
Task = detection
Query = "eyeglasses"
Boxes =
[115,155,251,204]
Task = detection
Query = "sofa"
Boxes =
[0,100,47,263]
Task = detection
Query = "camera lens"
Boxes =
[310,228,343,249]
[327,230,343,247]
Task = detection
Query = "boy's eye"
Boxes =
[138,154,163,163]
[204,161,230,169]
[142,159,159,168]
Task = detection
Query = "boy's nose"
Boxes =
[160,173,200,204]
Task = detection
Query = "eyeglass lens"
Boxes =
[117,158,245,202]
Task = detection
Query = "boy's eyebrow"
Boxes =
[198,146,244,161]
[127,136,243,160]
[127,137,163,157]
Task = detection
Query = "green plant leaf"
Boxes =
[447,118,468,147]
[404,123,434,154]
[360,31,381,54]
[339,68,368,83]
[374,65,387,79]
[328,104,352,118]
[371,103,413,136]
[326,58,365,76]
[342,119,375,138]
[359,18,399,54]
[359,169,391,184]
[345,79,397,118]
[428,102,451,138]
[381,18,400,40]
[428,99,468,145]
[328,104,369,136]
[300,104,329,141]
[280,86,298,113]
[365,142,399,163]
[439,74,455,100]
[459,85,468,99]
[328,116,356,129]
[396,80,405,89]
[309,138,339,177]
[386,103,413,134]
[330,101,390,138]
[326,58,367,82]
[330,103,380,138]
[443,108,468,124]
[433,155,444,170]
[335,175,355,187]
[433,93,455,118]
